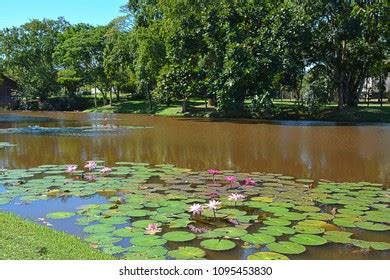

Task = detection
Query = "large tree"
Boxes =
[300,0,388,109]
[0,18,69,105]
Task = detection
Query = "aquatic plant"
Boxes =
[188,203,203,216]
[228,193,245,206]
[145,223,162,235]
[100,167,112,175]
[225,176,237,187]
[84,161,97,171]
[208,169,221,182]
[243,178,256,187]
[205,200,222,218]
[65,165,78,173]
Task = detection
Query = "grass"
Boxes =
[0,212,114,260]
[84,98,214,117]
[83,96,390,123]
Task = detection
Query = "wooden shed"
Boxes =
[0,74,17,105]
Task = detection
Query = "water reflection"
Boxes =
[0,111,389,185]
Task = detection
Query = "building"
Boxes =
[0,74,17,106]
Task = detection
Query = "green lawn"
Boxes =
[83,96,390,123]
[0,212,114,260]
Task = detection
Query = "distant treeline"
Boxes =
[0,0,388,116]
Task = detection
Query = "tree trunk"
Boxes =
[109,90,113,106]
[94,88,97,108]
[116,89,120,102]
[182,97,188,113]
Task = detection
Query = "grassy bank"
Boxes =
[0,212,114,260]
[84,98,390,123]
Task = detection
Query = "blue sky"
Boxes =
[0,0,127,29]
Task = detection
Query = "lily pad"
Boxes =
[162,231,196,242]
[370,241,390,251]
[46,211,75,219]
[130,235,167,247]
[241,233,275,245]
[213,227,248,238]
[354,221,390,231]
[200,239,236,251]
[293,225,325,235]
[247,252,289,260]
[267,241,306,255]
[289,234,327,246]
[83,224,115,234]
[168,247,206,260]
[113,227,144,238]
[263,218,291,226]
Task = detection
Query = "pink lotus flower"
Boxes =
[205,200,222,211]
[208,169,222,175]
[84,161,97,171]
[225,176,237,187]
[65,165,78,173]
[189,203,203,215]
[243,178,256,186]
[84,174,97,181]
[188,224,208,233]
[100,167,112,175]
[228,193,246,202]
[208,169,222,182]
[145,223,162,235]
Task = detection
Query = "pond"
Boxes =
[0,111,389,260]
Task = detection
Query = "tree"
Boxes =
[299,0,388,109]
[0,18,69,106]
[54,25,109,107]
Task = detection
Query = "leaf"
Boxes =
[83,224,115,234]
[241,233,275,245]
[263,218,291,226]
[289,234,327,246]
[293,225,325,235]
[113,227,144,238]
[370,241,390,251]
[213,227,248,238]
[162,231,196,242]
[46,211,75,219]
[266,241,306,254]
[168,247,206,260]
[200,239,236,251]
[130,235,167,247]
[247,252,289,260]
[354,221,390,231]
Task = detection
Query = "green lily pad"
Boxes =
[274,212,307,221]
[85,234,122,245]
[162,231,196,242]
[323,235,352,244]
[354,221,390,231]
[127,209,149,217]
[213,227,248,238]
[332,218,357,228]
[267,241,306,255]
[293,225,325,235]
[125,246,167,260]
[294,205,321,212]
[263,218,291,226]
[46,211,75,219]
[83,224,115,234]
[169,218,192,228]
[241,233,275,245]
[200,239,236,251]
[324,230,353,238]
[132,220,158,228]
[101,245,127,255]
[289,234,327,246]
[168,247,206,260]
[247,252,289,260]
[130,235,167,247]
[113,227,144,238]
[370,241,390,251]
[100,216,128,225]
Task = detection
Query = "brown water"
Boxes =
[0,111,389,185]
[0,111,389,260]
